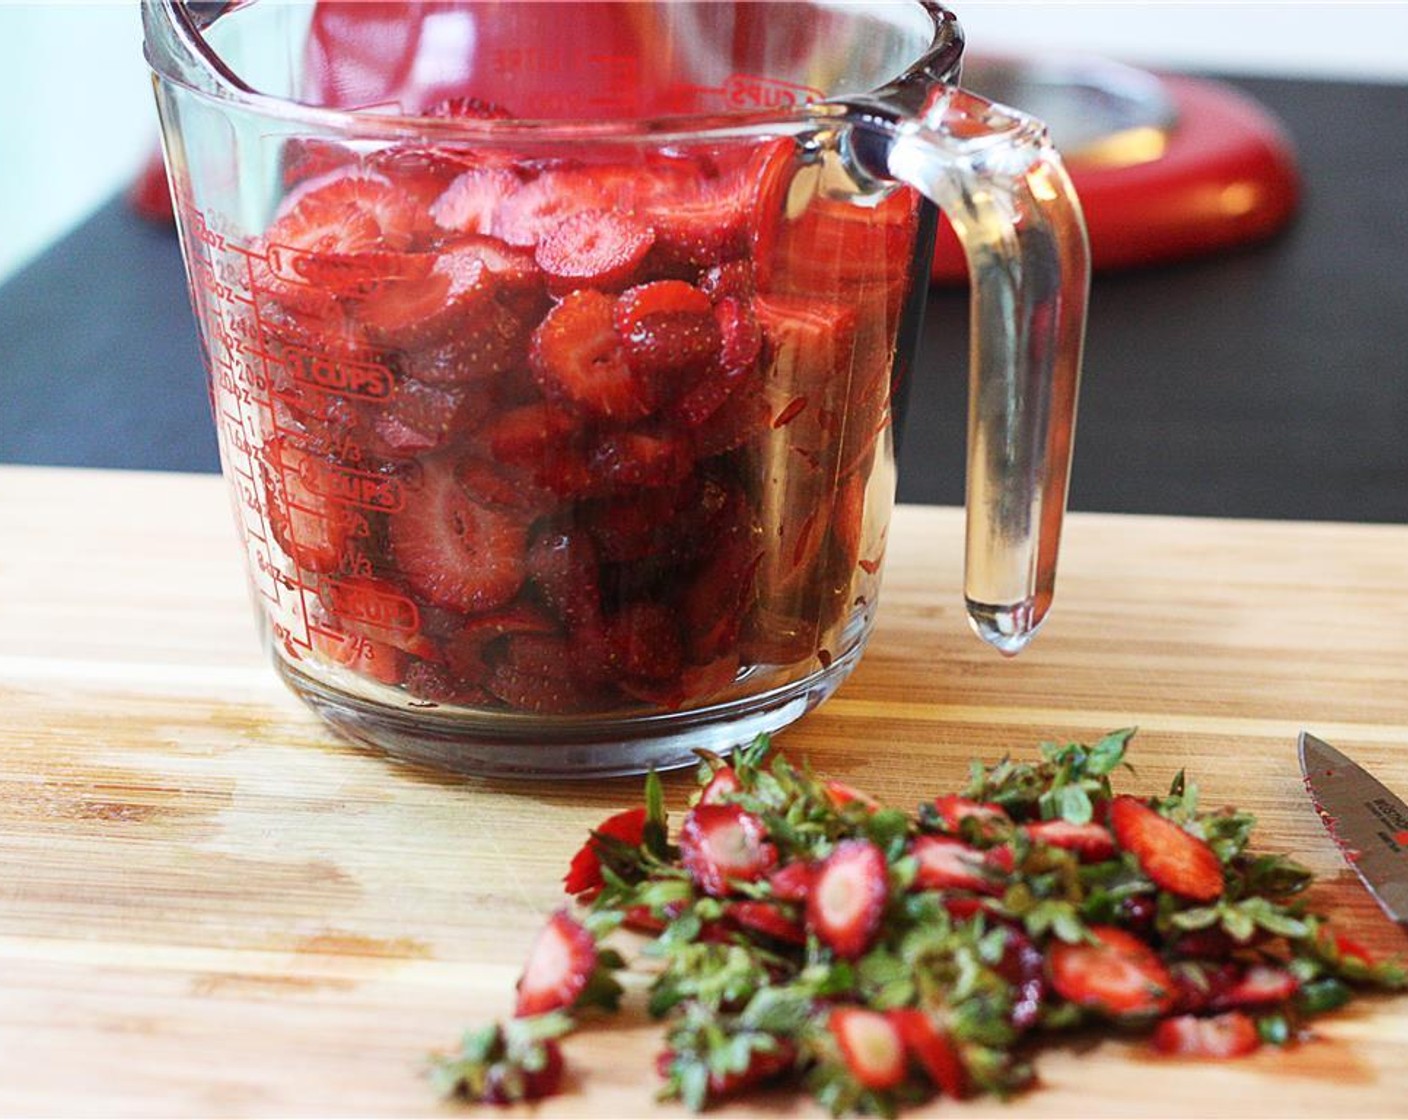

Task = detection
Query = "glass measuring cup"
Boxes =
[143,0,1088,778]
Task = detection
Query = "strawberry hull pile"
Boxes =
[431,731,1406,1114]
[235,108,917,719]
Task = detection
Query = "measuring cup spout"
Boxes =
[843,85,1089,654]
[142,0,251,98]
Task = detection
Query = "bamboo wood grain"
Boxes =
[1,464,1406,1117]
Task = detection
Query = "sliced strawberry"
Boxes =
[640,178,750,271]
[368,377,486,456]
[941,896,995,923]
[1152,1011,1261,1059]
[1024,819,1118,862]
[423,95,516,120]
[768,860,815,902]
[582,486,684,563]
[931,795,1012,840]
[452,457,557,516]
[493,170,613,248]
[264,166,427,294]
[364,145,479,215]
[700,259,757,303]
[261,437,356,574]
[535,209,655,296]
[429,166,520,235]
[911,835,1013,897]
[678,804,778,897]
[681,532,762,663]
[829,1007,907,1091]
[603,601,684,683]
[563,806,649,896]
[808,839,889,960]
[657,1040,796,1101]
[400,658,493,706]
[713,295,763,371]
[890,1009,967,1098]
[621,905,669,934]
[668,359,754,429]
[823,780,881,813]
[1212,964,1299,1010]
[317,574,438,661]
[587,428,692,491]
[614,279,714,327]
[725,900,806,945]
[530,289,654,421]
[483,659,606,715]
[1048,925,1175,1018]
[621,653,741,711]
[388,457,529,613]
[613,280,722,385]
[514,909,598,1017]
[312,627,405,686]
[498,632,605,686]
[481,402,581,466]
[1109,795,1225,903]
[697,765,742,805]
[690,372,770,458]
[525,525,604,634]
[439,600,559,683]
[361,239,543,384]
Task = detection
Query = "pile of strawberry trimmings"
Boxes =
[430,731,1406,1113]
[248,98,914,717]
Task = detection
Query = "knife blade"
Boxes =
[1298,732,1408,930]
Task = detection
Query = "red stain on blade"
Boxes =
[1394,830,1408,847]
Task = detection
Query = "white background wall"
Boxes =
[2,1,1407,285]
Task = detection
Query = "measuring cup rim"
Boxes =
[145,0,965,140]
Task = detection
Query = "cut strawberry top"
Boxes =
[563,806,650,897]
[698,765,743,806]
[679,804,778,897]
[1109,795,1225,902]
[1048,925,1176,1018]
[829,1007,908,1091]
[931,795,1013,838]
[911,835,1012,897]
[1152,1011,1261,1060]
[808,839,889,960]
[890,1009,968,1099]
[1024,819,1118,863]
[514,909,598,1017]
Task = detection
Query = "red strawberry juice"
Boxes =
[241,133,920,723]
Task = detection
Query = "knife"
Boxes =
[1298,731,1408,930]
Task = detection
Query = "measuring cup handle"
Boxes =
[845,84,1089,654]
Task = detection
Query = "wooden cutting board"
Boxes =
[1,464,1405,1117]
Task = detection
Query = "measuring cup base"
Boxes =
[272,640,868,780]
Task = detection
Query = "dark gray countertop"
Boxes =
[3,76,1405,522]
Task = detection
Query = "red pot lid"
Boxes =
[931,56,1302,282]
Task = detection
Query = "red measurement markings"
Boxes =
[717,74,825,111]
[321,579,420,634]
[296,456,405,513]
[283,345,394,401]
